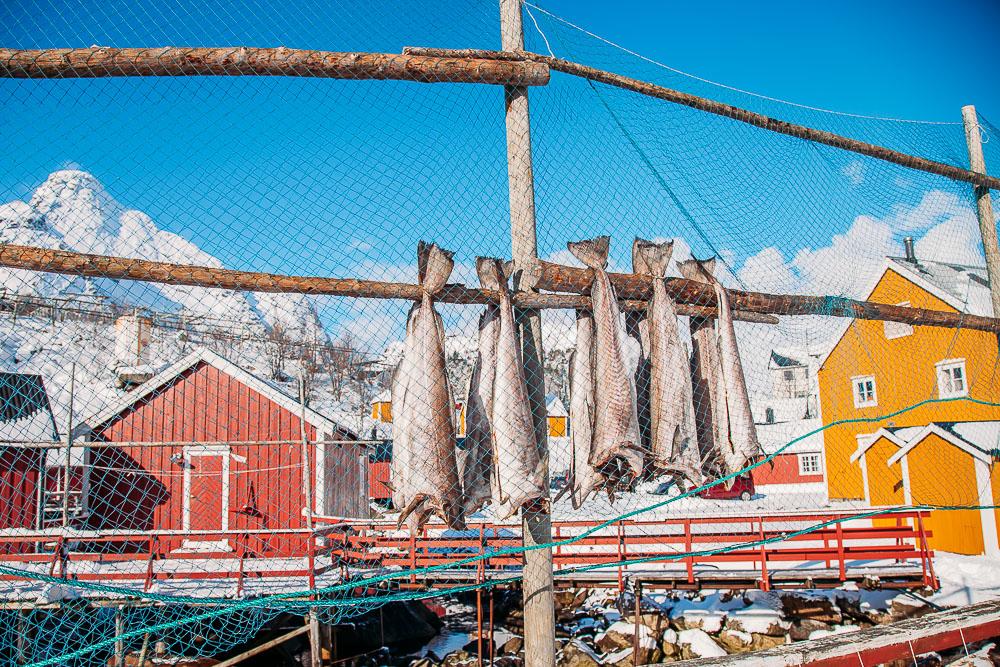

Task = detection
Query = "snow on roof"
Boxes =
[545,394,568,417]
[769,350,804,369]
[756,418,824,456]
[886,257,991,317]
[0,372,59,443]
[83,347,358,440]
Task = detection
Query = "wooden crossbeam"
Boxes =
[1,244,996,332]
[0,47,550,87]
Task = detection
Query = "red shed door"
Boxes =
[181,447,230,552]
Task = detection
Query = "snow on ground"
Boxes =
[931,553,1000,607]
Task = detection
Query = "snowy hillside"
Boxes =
[0,170,325,341]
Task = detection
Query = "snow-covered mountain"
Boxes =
[0,170,325,341]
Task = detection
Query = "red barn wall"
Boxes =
[369,461,391,501]
[0,448,43,554]
[751,453,824,486]
[88,362,320,556]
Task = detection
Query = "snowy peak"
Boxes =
[0,170,327,344]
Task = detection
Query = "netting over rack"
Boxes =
[0,0,999,664]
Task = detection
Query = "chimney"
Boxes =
[903,237,917,263]
[114,314,152,367]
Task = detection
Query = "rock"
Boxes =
[677,629,727,659]
[717,628,754,653]
[595,629,631,653]
[557,639,600,667]
[500,636,523,655]
[461,636,495,657]
[441,650,476,667]
[408,659,436,667]
[749,633,788,651]
[780,593,842,625]
[661,629,681,660]
[890,598,931,621]
[789,619,833,641]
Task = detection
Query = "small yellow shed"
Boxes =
[886,422,1000,556]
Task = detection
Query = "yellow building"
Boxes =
[818,252,1000,503]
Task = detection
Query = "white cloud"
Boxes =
[842,160,865,186]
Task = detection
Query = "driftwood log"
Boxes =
[0,47,550,87]
[1,244,998,332]
[403,47,1000,192]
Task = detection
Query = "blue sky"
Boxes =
[1,0,998,348]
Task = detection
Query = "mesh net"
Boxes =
[0,0,999,664]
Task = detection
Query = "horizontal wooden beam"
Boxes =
[0,47,550,86]
[534,258,1000,333]
[0,244,773,321]
[403,47,1000,192]
[2,244,995,331]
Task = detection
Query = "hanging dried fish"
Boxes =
[678,257,760,480]
[634,239,703,486]
[460,258,501,514]
[390,242,464,531]
[480,258,546,518]
[567,310,601,509]
[567,236,643,496]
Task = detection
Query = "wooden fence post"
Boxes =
[499,2,555,666]
[962,105,1000,317]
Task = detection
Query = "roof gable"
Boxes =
[0,373,59,442]
[84,348,355,439]
[817,259,964,370]
[886,422,996,466]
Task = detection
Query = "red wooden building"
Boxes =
[79,348,366,556]
[752,418,826,488]
[0,373,59,554]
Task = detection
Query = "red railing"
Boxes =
[329,510,936,591]
[0,510,937,596]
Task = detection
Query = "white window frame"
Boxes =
[798,452,822,476]
[851,375,878,408]
[883,301,914,340]
[936,358,968,399]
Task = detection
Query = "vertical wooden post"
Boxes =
[299,376,321,667]
[499,2,555,667]
[114,605,125,667]
[61,363,76,528]
[962,105,1000,317]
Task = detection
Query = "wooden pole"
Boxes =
[499,2,555,667]
[0,47,549,87]
[2,243,999,330]
[962,105,1000,318]
[298,376,321,667]
[403,46,1000,193]
[61,363,75,528]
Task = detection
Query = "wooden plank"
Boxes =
[213,625,310,667]
[672,598,1000,666]
[402,47,1000,192]
[0,47,550,86]
[4,244,997,332]
[534,257,1000,332]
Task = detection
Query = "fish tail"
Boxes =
[476,256,503,291]
[635,238,675,278]
[677,256,717,283]
[417,241,455,296]
[567,236,610,271]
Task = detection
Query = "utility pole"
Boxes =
[962,105,1000,317]
[499,2,556,666]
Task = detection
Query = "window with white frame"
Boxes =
[798,453,822,476]
[852,375,877,408]
[936,359,968,398]
[883,301,914,339]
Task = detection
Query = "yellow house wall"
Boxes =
[548,416,568,438]
[866,437,904,506]
[992,465,1000,552]
[818,268,1000,501]
[906,433,984,555]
